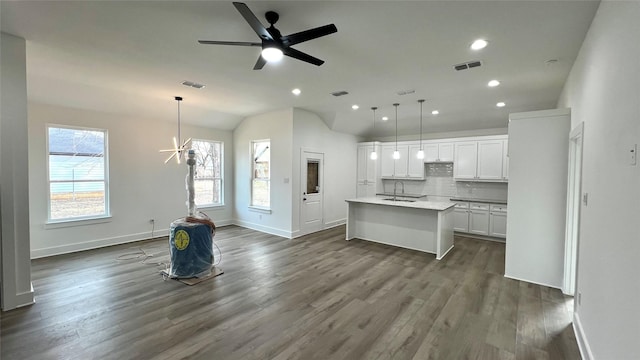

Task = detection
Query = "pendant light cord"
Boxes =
[393,103,399,151]
[371,107,378,156]
[418,99,425,150]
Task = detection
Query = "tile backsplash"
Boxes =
[381,163,508,202]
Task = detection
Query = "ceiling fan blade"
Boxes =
[198,40,261,47]
[253,55,267,70]
[283,47,325,66]
[281,24,338,47]
[233,2,273,41]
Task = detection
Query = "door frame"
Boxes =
[300,149,324,236]
[563,122,584,296]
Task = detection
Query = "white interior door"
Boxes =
[301,151,324,235]
[564,123,584,296]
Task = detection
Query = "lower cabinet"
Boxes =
[453,201,507,239]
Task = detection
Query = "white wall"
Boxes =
[233,109,293,237]
[0,32,34,310]
[291,108,358,237]
[557,2,640,358]
[28,102,234,258]
[505,109,570,289]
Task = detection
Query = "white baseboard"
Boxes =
[30,229,170,259]
[2,283,35,311]
[503,273,562,290]
[232,219,291,238]
[573,312,594,360]
[324,218,346,229]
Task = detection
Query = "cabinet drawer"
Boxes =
[454,201,469,209]
[470,203,489,211]
[490,204,508,212]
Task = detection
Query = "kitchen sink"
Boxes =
[382,198,416,202]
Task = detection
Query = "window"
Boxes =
[47,125,109,221]
[251,140,270,208]
[191,139,224,207]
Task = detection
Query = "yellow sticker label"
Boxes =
[174,229,190,251]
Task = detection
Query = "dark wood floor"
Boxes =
[0,225,580,360]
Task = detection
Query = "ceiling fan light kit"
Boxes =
[198,2,338,70]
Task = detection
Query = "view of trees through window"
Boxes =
[48,126,108,220]
[191,140,223,206]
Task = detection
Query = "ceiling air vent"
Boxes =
[182,80,206,89]
[454,60,482,71]
[331,90,349,97]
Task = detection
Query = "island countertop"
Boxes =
[345,197,456,211]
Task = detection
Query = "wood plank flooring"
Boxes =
[0,225,580,359]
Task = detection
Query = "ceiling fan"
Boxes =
[198,2,338,70]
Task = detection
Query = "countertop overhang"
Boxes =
[449,197,508,205]
[345,197,455,211]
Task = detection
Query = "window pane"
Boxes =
[50,181,105,220]
[191,139,223,206]
[48,126,108,221]
[252,179,270,207]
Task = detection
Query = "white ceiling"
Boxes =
[1,1,599,138]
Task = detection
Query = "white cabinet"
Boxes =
[423,142,454,162]
[453,201,506,239]
[453,142,478,179]
[468,203,490,235]
[477,141,504,180]
[489,204,508,238]
[453,202,470,232]
[380,144,424,179]
[356,143,380,198]
[454,139,508,182]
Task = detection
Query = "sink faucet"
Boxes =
[393,181,405,200]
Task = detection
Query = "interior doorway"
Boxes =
[301,151,324,235]
[563,122,584,296]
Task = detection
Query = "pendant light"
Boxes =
[393,103,400,160]
[417,99,425,159]
[160,96,192,164]
[370,107,378,160]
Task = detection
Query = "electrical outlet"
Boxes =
[149,219,155,224]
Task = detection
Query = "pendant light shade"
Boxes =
[417,99,425,159]
[370,107,378,160]
[393,103,400,160]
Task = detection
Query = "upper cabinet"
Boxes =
[381,143,424,180]
[423,142,454,162]
[356,142,381,197]
[454,138,508,182]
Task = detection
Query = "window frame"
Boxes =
[46,124,110,224]
[250,139,271,210]
[190,138,224,208]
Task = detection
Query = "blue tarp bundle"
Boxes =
[168,220,213,278]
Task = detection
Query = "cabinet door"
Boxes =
[477,140,504,180]
[394,145,409,177]
[489,211,507,238]
[454,142,478,179]
[453,209,469,232]
[469,210,490,235]
[407,145,425,178]
[502,139,509,181]
[438,143,454,162]
[356,146,368,183]
[423,143,439,162]
[380,146,396,178]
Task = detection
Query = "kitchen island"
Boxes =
[345,197,456,260]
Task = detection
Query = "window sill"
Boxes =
[248,206,272,214]
[197,204,225,210]
[45,215,112,229]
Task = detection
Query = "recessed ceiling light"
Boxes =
[352,105,359,110]
[291,88,301,96]
[432,110,439,115]
[496,102,506,107]
[471,39,488,50]
[382,116,389,121]
[488,80,500,87]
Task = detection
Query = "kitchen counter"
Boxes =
[450,197,508,205]
[345,197,455,259]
